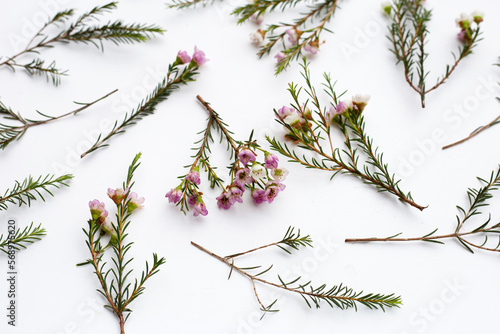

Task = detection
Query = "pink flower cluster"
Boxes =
[215,148,289,210]
[176,46,208,67]
[107,188,145,213]
[165,166,207,216]
[88,189,145,241]
[456,11,483,45]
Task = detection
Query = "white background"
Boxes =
[1,0,500,333]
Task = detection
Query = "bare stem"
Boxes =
[443,114,500,150]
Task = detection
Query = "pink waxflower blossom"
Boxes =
[238,148,257,165]
[286,29,299,45]
[250,29,265,46]
[457,30,469,44]
[176,50,191,64]
[89,200,108,221]
[274,52,286,64]
[193,197,208,216]
[250,163,266,182]
[228,184,244,201]
[235,168,252,186]
[165,187,182,203]
[277,106,294,120]
[325,105,336,123]
[100,217,118,243]
[336,101,349,115]
[107,187,128,205]
[264,181,286,203]
[216,192,234,210]
[188,195,198,206]
[186,168,201,185]
[126,192,145,212]
[283,112,301,127]
[250,13,264,25]
[264,153,279,169]
[251,188,267,204]
[304,41,319,55]
[271,167,289,182]
[352,94,370,112]
[192,46,208,66]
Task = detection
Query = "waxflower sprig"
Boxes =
[192,226,401,317]
[79,153,165,334]
[0,2,164,86]
[384,0,484,108]
[0,174,73,211]
[346,166,500,254]
[165,95,289,216]
[169,0,340,74]
[81,48,206,158]
[0,223,45,255]
[443,62,500,150]
[268,59,425,210]
[0,89,116,150]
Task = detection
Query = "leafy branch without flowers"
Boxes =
[79,153,165,334]
[81,48,207,158]
[193,226,401,317]
[443,62,500,150]
[0,223,46,255]
[0,174,73,211]
[170,0,341,74]
[0,2,164,85]
[268,59,425,210]
[0,89,116,150]
[347,166,500,254]
[385,1,484,107]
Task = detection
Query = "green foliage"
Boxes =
[268,59,425,210]
[387,0,483,107]
[0,223,46,254]
[169,0,340,74]
[0,2,164,85]
[347,166,500,254]
[193,226,401,317]
[0,174,73,211]
[80,153,165,332]
[81,59,200,158]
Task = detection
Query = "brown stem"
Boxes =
[88,223,123,332]
[191,241,386,307]
[424,41,475,95]
[119,313,125,334]
[0,89,117,134]
[196,95,239,153]
[345,227,496,247]
[225,241,281,259]
[443,114,500,150]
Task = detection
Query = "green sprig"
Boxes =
[192,226,401,318]
[0,174,73,211]
[0,223,46,254]
[0,2,164,85]
[268,59,425,210]
[346,166,500,253]
[81,153,166,333]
